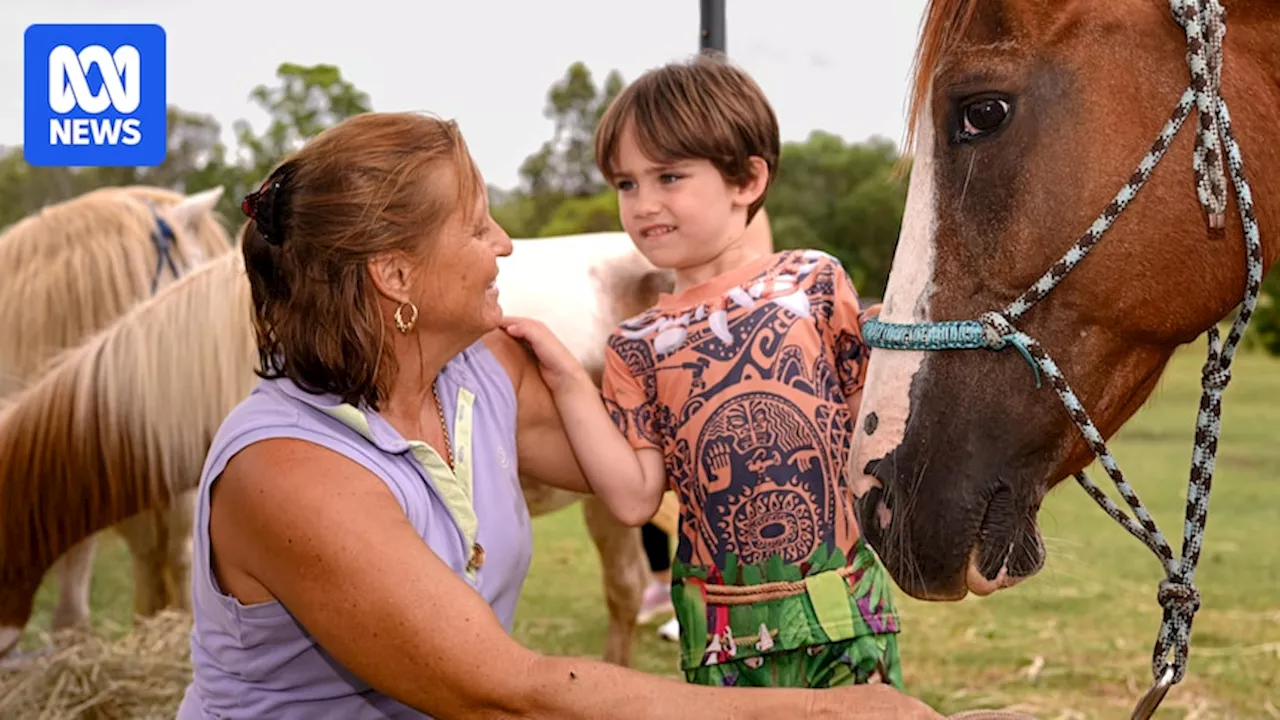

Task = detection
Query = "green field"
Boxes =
[23,345,1280,718]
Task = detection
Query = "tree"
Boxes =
[495,62,625,238]
[765,132,907,297]
[234,62,373,182]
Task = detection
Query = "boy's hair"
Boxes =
[595,52,780,222]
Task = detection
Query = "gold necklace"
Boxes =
[431,382,454,469]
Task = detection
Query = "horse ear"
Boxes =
[168,186,225,233]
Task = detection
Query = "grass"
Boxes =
[23,345,1280,718]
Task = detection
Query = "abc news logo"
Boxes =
[24,24,167,167]
[48,44,144,147]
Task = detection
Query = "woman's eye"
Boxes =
[958,98,1011,140]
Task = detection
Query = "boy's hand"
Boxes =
[859,303,883,326]
[500,316,593,395]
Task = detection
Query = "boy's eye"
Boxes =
[616,179,636,191]
[659,173,682,184]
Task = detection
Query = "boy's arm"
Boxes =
[488,322,667,525]
[549,377,667,525]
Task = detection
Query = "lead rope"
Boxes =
[862,2,1265,717]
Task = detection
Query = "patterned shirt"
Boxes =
[602,249,899,672]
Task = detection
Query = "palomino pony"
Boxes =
[0,230,675,668]
[0,185,231,635]
[847,0,1277,715]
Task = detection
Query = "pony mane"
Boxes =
[0,250,257,581]
[0,186,232,397]
[904,0,982,154]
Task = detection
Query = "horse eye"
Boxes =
[958,98,1011,140]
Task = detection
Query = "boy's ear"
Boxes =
[734,156,770,208]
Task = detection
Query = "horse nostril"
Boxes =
[863,412,879,435]
[877,499,893,530]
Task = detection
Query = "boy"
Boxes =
[501,52,901,689]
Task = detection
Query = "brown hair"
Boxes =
[904,0,980,154]
[241,111,482,411]
[595,52,780,222]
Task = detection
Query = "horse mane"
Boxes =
[0,250,257,582]
[904,0,982,155]
[0,186,232,398]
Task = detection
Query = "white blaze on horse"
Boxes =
[0,185,231,637]
[847,0,1277,713]
[0,219,680,668]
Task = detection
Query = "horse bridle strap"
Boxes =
[148,207,181,295]
[861,2,1263,717]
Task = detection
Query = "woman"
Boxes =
[176,111,939,719]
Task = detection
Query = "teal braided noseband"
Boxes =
[861,313,1042,388]
[862,2,1265,719]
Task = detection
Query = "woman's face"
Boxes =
[417,186,513,337]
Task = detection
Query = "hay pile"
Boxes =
[0,610,193,720]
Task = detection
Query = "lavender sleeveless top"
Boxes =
[177,340,533,719]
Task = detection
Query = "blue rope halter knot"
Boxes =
[860,312,1042,387]
[861,2,1263,718]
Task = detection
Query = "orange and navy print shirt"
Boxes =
[601,249,899,671]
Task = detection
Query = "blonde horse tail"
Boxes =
[0,251,257,617]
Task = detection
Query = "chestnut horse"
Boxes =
[847,0,1277,715]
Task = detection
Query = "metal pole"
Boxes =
[700,0,726,54]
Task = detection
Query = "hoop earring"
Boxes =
[394,301,418,334]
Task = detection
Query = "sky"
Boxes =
[2,0,929,191]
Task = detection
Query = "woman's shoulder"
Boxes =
[475,330,525,398]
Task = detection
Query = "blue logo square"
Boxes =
[23,23,167,167]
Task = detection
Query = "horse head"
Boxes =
[847,0,1279,602]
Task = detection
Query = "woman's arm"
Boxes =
[209,439,941,720]
[495,319,667,526]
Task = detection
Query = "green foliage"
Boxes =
[234,62,372,183]
[1245,269,1280,354]
[765,132,908,298]
[495,62,625,238]
[537,191,622,236]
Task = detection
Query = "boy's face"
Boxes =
[609,126,754,272]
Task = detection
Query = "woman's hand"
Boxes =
[499,316,594,396]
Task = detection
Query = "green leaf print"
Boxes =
[828,546,848,570]
[729,603,765,644]
[870,574,889,614]
[741,562,763,587]
[852,567,875,600]
[672,561,707,582]
[671,582,706,653]
[765,554,788,582]
[851,543,876,573]
[826,660,855,688]
[722,551,740,586]
[807,542,831,575]
[778,596,818,647]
